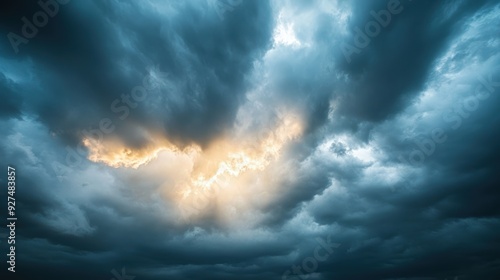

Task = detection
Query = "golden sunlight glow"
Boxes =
[189,113,302,190]
[82,112,303,224]
[82,137,177,169]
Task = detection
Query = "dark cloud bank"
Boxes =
[1,0,500,279]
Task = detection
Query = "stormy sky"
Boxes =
[1,0,499,279]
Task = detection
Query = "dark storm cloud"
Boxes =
[1,0,500,280]
[333,0,498,122]
[0,72,22,118]
[0,0,273,147]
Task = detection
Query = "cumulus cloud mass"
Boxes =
[1,0,499,279]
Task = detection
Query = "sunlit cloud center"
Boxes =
[83,112,304,223]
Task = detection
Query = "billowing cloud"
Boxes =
[0,0,499,279]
